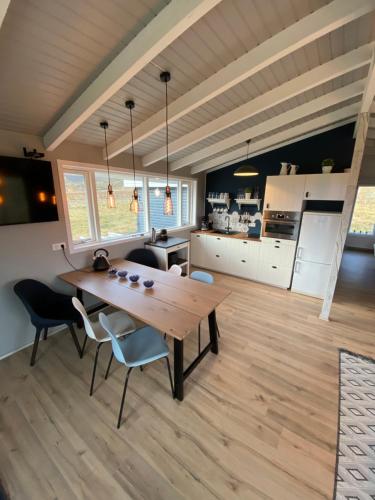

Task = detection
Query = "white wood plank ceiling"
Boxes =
[0,0,374,175]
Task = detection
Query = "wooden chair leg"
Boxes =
[90,343,103,396]
[30,327,42,366]
[117,367,133,429]
[43,327,48,340]
[165,357,174,397]
[68,324,82,358]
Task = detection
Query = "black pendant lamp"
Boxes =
[100,121,116,208]
[125,100,139,214]
[160,71,173,215]
[234,139,259,177]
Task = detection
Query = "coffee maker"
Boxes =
[200,216,209,231]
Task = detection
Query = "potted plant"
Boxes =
[244,187,252,199]
[321,158,334,174]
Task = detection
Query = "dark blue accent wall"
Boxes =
[205,123,355,216]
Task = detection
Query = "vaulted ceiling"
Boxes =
[1,0,375,175]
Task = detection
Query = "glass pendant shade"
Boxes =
[107,184,116,208]
[163,185,173,215]
[130,188,139,214]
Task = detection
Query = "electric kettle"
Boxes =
[92,248,110,271]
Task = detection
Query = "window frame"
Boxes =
[349,184,375,236]
[58,160,197,253]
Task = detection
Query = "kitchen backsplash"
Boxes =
[208,208,262,233]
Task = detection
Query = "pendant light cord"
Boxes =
[129,106,136,186]
[246,139,251,160]
[165,79,169,185]
[103,126,111,186]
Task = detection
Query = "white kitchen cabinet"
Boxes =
[205,234,230,272]
[228,238,260,280]
[264,175,305,211]
[190,233,207,268]
[256,261,293,288]
[257,237,296,288]
[304,173,349,201]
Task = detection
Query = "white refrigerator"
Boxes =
[291,211,341,299]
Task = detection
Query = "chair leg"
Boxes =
[165,357,174,397]
[140,365,143,372]
[105,351,114,380]
[43,327,48,341]
[81,334,88,358]
[30,327,42,366]
[198,323,201,355]
[68,324,82,358]
[90,343,103,396]
[117,367,133,429]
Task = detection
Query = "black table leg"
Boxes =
[76,288,83,303]
[208,310,219,355]
[174,338,184,401]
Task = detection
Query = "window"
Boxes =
[350,186,375,235]
[59,161,196,252]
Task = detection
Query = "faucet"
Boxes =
[225,215,231,233]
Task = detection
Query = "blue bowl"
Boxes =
[143,280,154,289]
[117,270,128,279]
[129,274,140,283]
[108,267,117,277]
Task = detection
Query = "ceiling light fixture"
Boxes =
[100,121,116,208]
[154,186,161,197]
[160,71,173,216]
[125,100,139,214]
[233,139,259,177]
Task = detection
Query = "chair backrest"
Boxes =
[72,298,98,340]
[190,270,214,285]
[99,312,126,364]
[126,248,159,269]
[168,264,182,276]
[14,279,54,321]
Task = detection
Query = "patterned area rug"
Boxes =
[335,349,375,499]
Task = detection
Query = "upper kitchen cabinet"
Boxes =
[264,176,305,212]
[304,173,349,201]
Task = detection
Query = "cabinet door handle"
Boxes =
[266,203,270,209]
[305,191,309,198]
[196,235,200,238]
[241,259,246,263]
[275,240,281,243]
[274,245,280,248]
[216,254,220,258]
[295,261,301,273]
[216,237,221,240]
[243,241,248,244]
[272,266,277,269]
[297,247,303,259]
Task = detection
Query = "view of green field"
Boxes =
[350,186,375,234]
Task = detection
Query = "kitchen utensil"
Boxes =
[93,248,110,271]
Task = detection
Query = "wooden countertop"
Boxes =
[191,229,261,241]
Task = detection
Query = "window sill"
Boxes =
[68,224,197,254]
[348,232,374,237]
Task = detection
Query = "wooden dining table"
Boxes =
[59,259,231,401]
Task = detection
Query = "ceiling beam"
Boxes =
[0,0,11,29]
[107,0,375,160]
[170,80,364,170]
[205,118,355,175]
[354,48,375,135]
[191,103,360,174]
[43,0,222,151]
[145,45,373,167]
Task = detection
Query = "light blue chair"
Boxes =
[99,312,174,428]
[190,271,221,353]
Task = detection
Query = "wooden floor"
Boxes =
[1,270,375,500]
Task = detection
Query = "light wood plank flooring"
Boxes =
[1,271,374,500]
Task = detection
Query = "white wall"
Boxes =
[0,129,202,359]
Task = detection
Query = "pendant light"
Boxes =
[160,71,173,215]
[233,139,259,177]
[125,100,139,214]
[154,186,161,197]
[100,121,116,208]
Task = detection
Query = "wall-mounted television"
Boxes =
[0,156,58,226]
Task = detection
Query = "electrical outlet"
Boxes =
[52,242,66,251]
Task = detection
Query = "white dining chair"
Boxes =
[168,264,182,276]
[72,298,136,395]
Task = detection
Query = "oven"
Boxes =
[262,211,301,241]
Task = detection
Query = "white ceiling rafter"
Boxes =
[170,80,365,170]
[354,47,375,135]
[106,0,375,161]
[161,46,373,170]
[190,103,360,174]
[42,0,222,151]
[0,0,10,30]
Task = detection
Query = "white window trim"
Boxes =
[348,184,375,236]
[57,159,197,253]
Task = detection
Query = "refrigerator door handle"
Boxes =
[294,261,301,274]
[296,246,303,259]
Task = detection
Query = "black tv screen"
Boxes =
[0,156,58,226]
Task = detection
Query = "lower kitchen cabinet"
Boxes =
[227,238,260,280]
[257,237,296,288]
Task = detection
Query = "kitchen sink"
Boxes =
[212,229,241,235]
